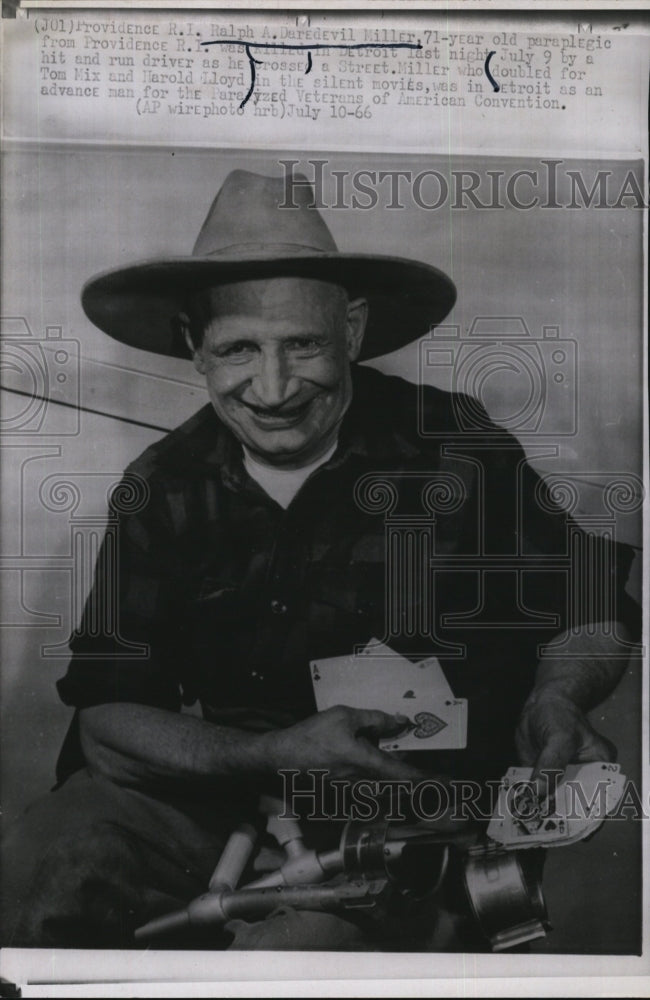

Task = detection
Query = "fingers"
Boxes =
[514,726,536,767]
[353,737,425,782]
[530,731,576,799]
[338,706,410,739]
[318,707,423,780]
[530,724,617,799]
[531,731,575,778]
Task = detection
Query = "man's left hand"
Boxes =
[515,688,617,797]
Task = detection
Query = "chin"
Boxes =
[255,440,310,461]
[246,430,309,454]
[258,433,336,468]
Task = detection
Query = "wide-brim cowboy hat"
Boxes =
[81,169,456,362]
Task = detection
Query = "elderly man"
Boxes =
[1,170,638,951]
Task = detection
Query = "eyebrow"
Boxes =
[208,330,329,349]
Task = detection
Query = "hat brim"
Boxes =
[81,254,456,362]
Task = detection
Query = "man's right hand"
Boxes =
[79,702,439,794]
[259,705,428,783]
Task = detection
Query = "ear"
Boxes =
[177,312,206,375]
[345,297,368,361]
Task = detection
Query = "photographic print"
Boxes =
[1,3,648,995]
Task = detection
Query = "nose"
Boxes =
[251,349,300,408]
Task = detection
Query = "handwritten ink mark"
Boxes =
[243,43,263,108]
[484,50,500,92]
[201,39,422,107]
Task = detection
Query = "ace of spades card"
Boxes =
[310,639,467,751]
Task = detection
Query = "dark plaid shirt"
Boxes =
[56,365,637,782]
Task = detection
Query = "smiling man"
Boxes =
[1,170,639,951]
[183,277,365,473]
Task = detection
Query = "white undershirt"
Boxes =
[242,441,338,509]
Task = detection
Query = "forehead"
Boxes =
[199,277,345,323]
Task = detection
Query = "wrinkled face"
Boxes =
[183,277,367,469]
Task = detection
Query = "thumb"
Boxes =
[348,708,410,740]
[575,728,618,764]
[530,731,576,800]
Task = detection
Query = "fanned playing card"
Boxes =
[487,763,627,849]
[310,639,467,750]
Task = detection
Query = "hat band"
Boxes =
[200,241,335,259]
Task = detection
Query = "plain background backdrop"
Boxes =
[0,148,644,953]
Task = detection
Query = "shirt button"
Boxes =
[270,599,288,615]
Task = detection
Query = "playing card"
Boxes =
[310,639,467,750]
[377,698,467,751]
[487,763,627,848]
[359,640,456,702]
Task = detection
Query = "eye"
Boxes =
[286,337,322,355]
[217,341,257,362]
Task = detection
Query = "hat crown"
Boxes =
[82,167,456,361]
[192,170,338,259]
